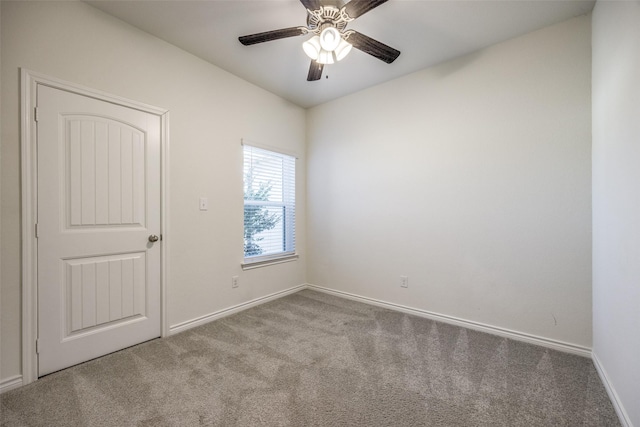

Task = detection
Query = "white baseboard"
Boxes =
[169,284,307,335]
[592,352,633,427]
[307,284,592,358]
[0,375,23,394]
[5,283,601,397]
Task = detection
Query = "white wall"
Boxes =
[0,1,307,383]
[592,1,640,425]
[307,15,592,349]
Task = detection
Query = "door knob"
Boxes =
[148,235,159,242]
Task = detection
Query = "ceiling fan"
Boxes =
[239,0,401,81]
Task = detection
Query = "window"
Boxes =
[243,144,296,266]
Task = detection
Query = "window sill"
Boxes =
[241,254,299,270]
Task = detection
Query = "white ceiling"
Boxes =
[87,0,595,108]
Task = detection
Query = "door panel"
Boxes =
[65,117,146,228]
[37,85,161,376]
[63,252,147,337]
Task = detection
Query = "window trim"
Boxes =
[241,138,298,159]
[241,253,299,270]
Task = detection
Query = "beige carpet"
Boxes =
[1,289,620,426]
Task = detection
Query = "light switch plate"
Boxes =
[199,197,208,211]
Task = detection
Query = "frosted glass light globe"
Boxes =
[302,36,321,60]
[317,49,335,65]
[334,38,353,61]
[319,27,341,52]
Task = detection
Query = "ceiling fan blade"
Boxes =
[342,0,389,19]
[239,27,307,46]
[346,31,400,64]
[307,61,324,81]
[299,0,321,10]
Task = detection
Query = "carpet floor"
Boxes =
[1,289,620,426]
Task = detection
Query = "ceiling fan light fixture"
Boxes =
[304,28,351,64]
[302,36,322,60]
[319,26,341,51]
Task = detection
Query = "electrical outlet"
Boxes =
[400,276,408,288]
[232,276,239,288]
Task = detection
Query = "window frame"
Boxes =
[241,140,298,269]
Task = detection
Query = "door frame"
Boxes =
[20,69,170,385]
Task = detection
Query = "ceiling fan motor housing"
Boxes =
[307,6,351,34]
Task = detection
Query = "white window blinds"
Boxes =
[243,144,296,262]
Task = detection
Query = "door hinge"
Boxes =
[36,339,40,354]
[35,223,39,238]
[34,107,39,122]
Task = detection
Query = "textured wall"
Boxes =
[307,16,592,348]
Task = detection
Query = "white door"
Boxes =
[37,84,161,376]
